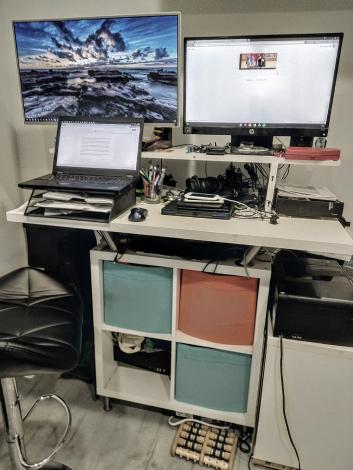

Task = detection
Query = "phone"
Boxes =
[184,192,223,202]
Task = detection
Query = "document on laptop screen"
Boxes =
[56,121,141,171]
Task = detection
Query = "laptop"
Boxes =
[19,116,144,193]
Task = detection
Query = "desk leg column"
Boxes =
[95,231,117,252]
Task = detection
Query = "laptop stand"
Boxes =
[24,187,136,223]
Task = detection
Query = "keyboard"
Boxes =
[40,174,130,184]
[56,174,130,184]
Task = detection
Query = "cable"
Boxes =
[255,163,269,179]
[202,247,245,274]
[202,258,220,273]
[223,198,261,212]
[241,248,250,277]
[168,416,230,430]
[282,165,291,180]
[238,431,252,454]
[113,252,123,263]
[223,198,273,220]
[279,335,301,470]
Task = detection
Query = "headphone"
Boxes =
[185,175,221,194]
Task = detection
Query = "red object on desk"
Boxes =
[284,147,341,161]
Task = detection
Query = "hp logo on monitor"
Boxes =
[249,128,255,135]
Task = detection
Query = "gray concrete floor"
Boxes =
[0,375,255,470]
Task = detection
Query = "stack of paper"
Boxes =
[42,191,113,205]
[276,184,338,201]
[34,191,113,216]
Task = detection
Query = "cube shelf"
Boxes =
[91,246,271,426]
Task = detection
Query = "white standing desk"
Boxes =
[7,201,353,256]
[6,203,353,435]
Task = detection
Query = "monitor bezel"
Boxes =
[183,32,343,138]
[53,116,144,176]
[13,13,181,126]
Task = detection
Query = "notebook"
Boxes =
[19,116,144,193]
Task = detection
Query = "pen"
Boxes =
[148,164,153,181]
[152,166,158,181]
[139,170,150,183]
[159,168,166,188]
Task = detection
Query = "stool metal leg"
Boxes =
[1,378,28,470]
[0,378,72,470]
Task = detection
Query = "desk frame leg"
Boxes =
[95,231,117,252]
[103,397,112,412]
[241,246,262,266]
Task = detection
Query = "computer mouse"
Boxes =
[128,207,148,222]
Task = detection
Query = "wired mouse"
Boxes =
[129,207,148,222]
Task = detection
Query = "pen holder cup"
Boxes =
[143,180,161,203]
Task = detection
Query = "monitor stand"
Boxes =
[142,127,173,151]
[231,135,273,155]
[289,136,314,147]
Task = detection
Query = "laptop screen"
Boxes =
[55,120,142,175]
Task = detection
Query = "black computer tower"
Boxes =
[25,225,97,381]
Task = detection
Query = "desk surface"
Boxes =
[7,202,353,256]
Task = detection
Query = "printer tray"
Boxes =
[24,186,135,223]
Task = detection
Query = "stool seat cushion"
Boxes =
[0,267,82,378]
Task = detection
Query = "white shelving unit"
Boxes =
[90,245,271,427]
[141,147,340,211]
[47,145,340,211]
[142,148,340,166]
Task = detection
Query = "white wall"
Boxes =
[0,1,27,275]
[1,0,353,233]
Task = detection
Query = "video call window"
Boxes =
[239,53,277,70]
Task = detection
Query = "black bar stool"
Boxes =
[0,267,82,470]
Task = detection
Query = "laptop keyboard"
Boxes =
[41,174,130,184]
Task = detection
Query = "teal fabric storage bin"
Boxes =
[175,344,251,412]
[103,262,173,333]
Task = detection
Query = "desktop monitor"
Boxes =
[13,14,179,124]
[184,33,343,147]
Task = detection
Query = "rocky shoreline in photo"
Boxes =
[20,67,178,122]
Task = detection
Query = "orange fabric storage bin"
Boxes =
[179,270,258,345]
